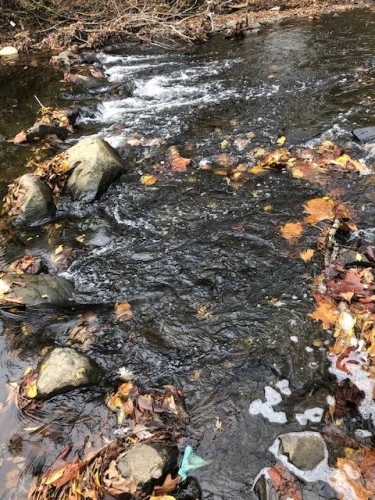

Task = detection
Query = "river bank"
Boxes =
[0,0,374,52]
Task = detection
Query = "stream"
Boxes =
[1,7,375,500]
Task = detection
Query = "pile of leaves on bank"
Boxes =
[252,139,375,499]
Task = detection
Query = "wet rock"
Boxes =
[36,347,101,398]
[13,174,56,227]
[26,122,69,142]
[65,73,106,90]
[0,46,18,56]
[50,50,83,67]
[352,127,375,143]
[278,432,326,470]
[0,273,73,306]
[285,131,320,146]
[80,51,101,65]
[116,443,178,486]
[269,432,330,483]
[66,137,124,202]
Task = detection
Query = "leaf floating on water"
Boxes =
[277,136,286,145]
[141,174,158,186]
[54,245,64,255]
[300,249,315,262]
[280,221,304,242]
[115,301,133,322]
[153,474,181,496]
[304,197,335,225]
[168,147,191,172]
[308,300,339,330]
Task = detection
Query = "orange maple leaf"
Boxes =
[304,197,335,225]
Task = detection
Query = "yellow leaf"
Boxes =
[248,165,266,175]
[304,197,335,225]
[263,204,273,212]
[277,136,286,145]
[26,384,38,399]
[280,221,304,241]
[252,147,267,158]
[220,139,228,149]
[43,468,64,485]
[55,245,63,255]
[300,249,315,262]
[76,234,86,243]
[41,294,48,299]
[141,175,157,186]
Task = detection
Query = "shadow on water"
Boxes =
[2,8,375,499]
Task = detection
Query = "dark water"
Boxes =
[2,8,375,499]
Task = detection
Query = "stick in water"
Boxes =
[34,95,44,108]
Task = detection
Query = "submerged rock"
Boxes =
[0,273,74,306]
[66,137,124,202]
[116,443,178,485]
[285,131,320,146]
[36,347,101,398]
[10,174,56,227]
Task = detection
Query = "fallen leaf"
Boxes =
[12,130,27,144]
[141,174,158,186]
[168,147,191,172]
[55,245,64,255]
[115,302,133,322]
[277,136,286,145]
[153,474,180,496]
[308,300,339,330]
[304,197,335,225]
[280,221,304,241]
[300,249,315,262]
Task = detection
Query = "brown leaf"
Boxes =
[115,302,133,322]
[12,130,28,144]
[168,147,191,172]
[300,249,315,262]
[153,474,181,496]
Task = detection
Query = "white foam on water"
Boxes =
[249,385,287,424]
[275,379,291,396]
[295,407,324,426]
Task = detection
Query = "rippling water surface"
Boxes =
[2,8,375,499]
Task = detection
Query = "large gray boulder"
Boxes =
[116,443,178,485]
[36,347,101,398]
[12,174,56,226]
[65,137,124,202]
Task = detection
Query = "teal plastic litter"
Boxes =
[177,445,212,481]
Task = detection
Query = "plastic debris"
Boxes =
[177,446,211,481]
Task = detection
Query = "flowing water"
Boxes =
[2,8,375,500]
